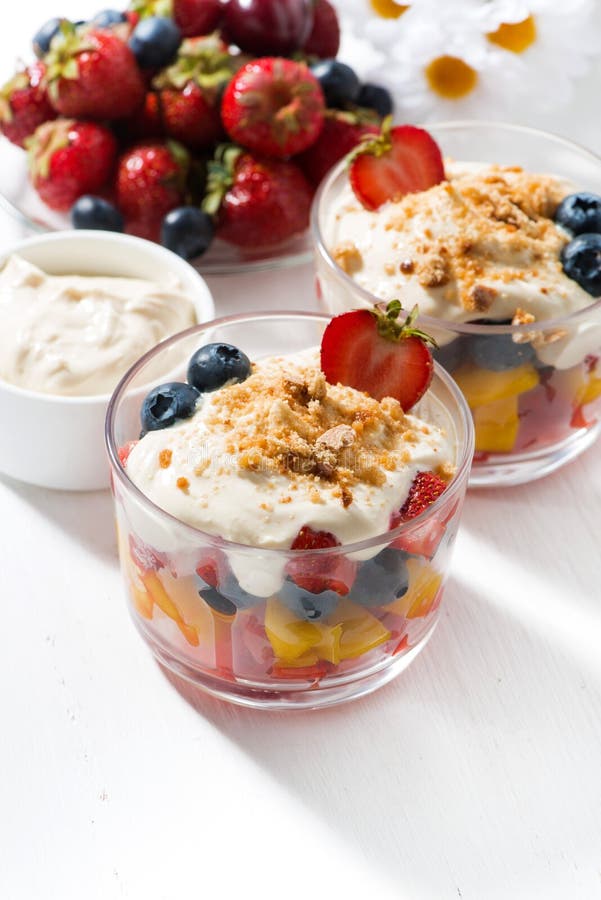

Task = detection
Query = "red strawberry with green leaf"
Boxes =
[390,471,451,558]
[288,526,356,596]
[203,144,313,248]
[0,61,56,148]
[153,36,238,150]
[116,140,190,241]
[320,302,437,411]
[349,119,445,211]
[44,23,145,120]
[221,57,325,160]
[27,118,117,211]
[297,109,379,187]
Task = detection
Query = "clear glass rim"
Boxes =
[310,118,601,334]
[105,310,475,557]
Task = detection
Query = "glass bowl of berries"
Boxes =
[0,1,391,274]
[312,120,601,486]
[106,309,474,709]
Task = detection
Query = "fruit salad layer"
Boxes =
[325,161,594,336]
[125,345,455,595]
[0,254,196,396]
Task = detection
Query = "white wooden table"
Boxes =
[1,5,601,898]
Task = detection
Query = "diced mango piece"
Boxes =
[327,598,391,660]
[265,599,322,661]
[473,395,519,453]
[385,558,443,620]
[140,571,200,646]
[265,597,390,665]
[130,582,154,620]
[313,624,343,665]
[454,362,539,407]
[578,374,601,406]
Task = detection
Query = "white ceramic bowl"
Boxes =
[0,230,215,491]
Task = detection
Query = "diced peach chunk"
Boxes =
[385,558,443,620]
[454,362,539,407]
[474,395,519,453]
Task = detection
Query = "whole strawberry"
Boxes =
[203,145,313,247]
[221,57,325,160]
[297,110,380,187]
[27,118,117,211]
[0,62,56,148]
[44,23,145,120]
[116,140,189,240]
[173,0,224,36]
[153,36,237,150]
[302,0,340,59]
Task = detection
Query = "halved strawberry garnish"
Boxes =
[349,118,445,211]
[320,301,436,412]
[288,525,356,595]
[390,471,450,558]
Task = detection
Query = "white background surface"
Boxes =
[1,4,601,899]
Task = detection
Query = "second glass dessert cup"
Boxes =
[106,312,474,709]
[312,121,601,486]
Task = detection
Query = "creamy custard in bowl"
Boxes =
[0,254,197,396]
[325,162,594,329]
[125,348,455,595]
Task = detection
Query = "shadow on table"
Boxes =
[0,474,117,566]
[160,575,601,897]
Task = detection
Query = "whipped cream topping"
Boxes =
[0,254,198,397]
[125,350,456,596]
[325,162,594,322]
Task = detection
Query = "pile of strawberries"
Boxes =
[0,0,389,259]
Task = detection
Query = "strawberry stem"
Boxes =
[370,302,438,348]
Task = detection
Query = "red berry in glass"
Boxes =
[223,0,314,56]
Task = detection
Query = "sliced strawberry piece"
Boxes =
[399,471,447,520]
[287,525,356,596]
[118,440,138,466]
[390,471,449,558]
[349,120,445,211]
[320,302,436,411]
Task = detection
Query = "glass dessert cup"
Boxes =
[312,121,601,486]
[106,312,474,709]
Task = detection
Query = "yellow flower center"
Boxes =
[425,55,478,100]
[369,0,409,19]
[487,15,537,53]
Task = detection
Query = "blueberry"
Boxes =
[469,333,537,371]
[129,16,181,68]
[33,17,65,56]
[187,343,251,393]
[91,8,127,27]
[561,233,601,297]
[140,382,200,433]
[218,574,262,610]
[279,579,340,621]
[71,195,124,232]
[161,207,214,261]
[349,547,409,608]
[433,337,465,374]
[197,585,237,617]
[357,82,393,118]
[555,192,601,236]
[310,59,360,107]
